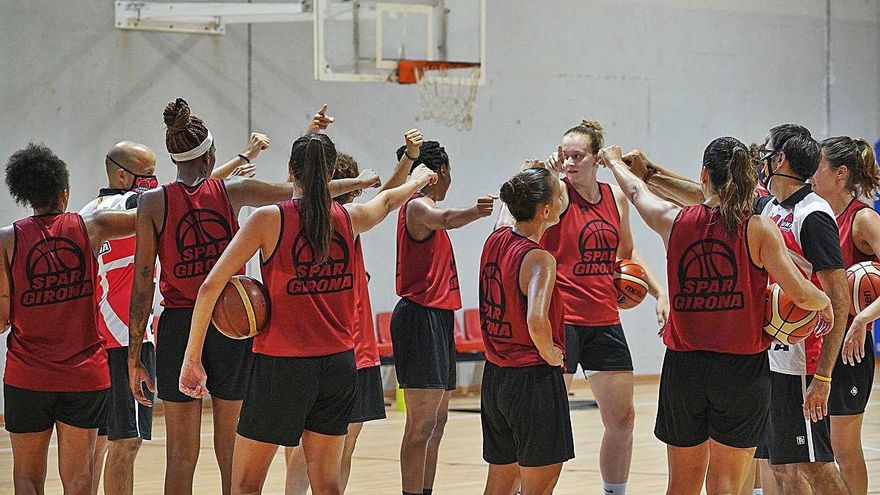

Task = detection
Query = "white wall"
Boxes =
[1,0,878,406]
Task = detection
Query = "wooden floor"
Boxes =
[2,375,879,494]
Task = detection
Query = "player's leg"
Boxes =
[340,422,364,492]
[230,434,277,495]
[162,401,202,495]
[666,443,709,495]
[10,429,53,495]
[301,431,347,495]
[589,371,635,486]
[798,462,850,495]
[103,438,142,495]
[284,446,310,495]
[56,421,100,495]
[704,441,758,495]
[212,398,243,495]
[91,434,109,495]
[830,415,867,495]
[422,390,452,493]
[483,464,519,495]
[519,464,563,495]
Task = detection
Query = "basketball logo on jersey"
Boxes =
[99,241,111,256]
[21,237,94,306]
[479,262,512,338]
[449,258,460,291]
[173,209,234,278]
[673,239,744,312]
[574,219,618,276]
[287,231,354,295]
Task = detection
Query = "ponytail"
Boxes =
[289,134,337,262]
[821,136,880,198]
[704,137,756,232]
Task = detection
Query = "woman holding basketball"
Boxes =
[179,133,436,494]
[810,136,880,495]
[127,99,376,495]
[480,167,574,495]
[600,137,832,494]
[0,144,137,495]
[498,120,666,495]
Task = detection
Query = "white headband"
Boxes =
[170,131,213,161]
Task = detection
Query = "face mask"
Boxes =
[759,152,804,190]
[106,155,159,193]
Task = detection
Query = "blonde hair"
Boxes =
[564,119,604,153]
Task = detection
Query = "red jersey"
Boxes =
[5,213,109,391]
[257,200,356,357]
[158,179,240,308]
[837,198,876,332]
[353,236,380,369]
[80,191,154,348]
[665,206,770,354]
[479,227,565,367]
[541,180,620,326]
[395,193,462,310]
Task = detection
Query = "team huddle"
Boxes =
[0,98,877,495]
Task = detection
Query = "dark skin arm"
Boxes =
[0,226,12,332]
[622,150,705,207]
[127,188,163,407]
[82,209,137,250]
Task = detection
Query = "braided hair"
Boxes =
[396,140,449,173]
[163,98,210,155]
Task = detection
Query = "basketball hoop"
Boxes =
[398,60,481,131]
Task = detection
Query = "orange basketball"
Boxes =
[763,283,818,345]
[614,259,649,309]
[846,261,880,316]
[211,275,271,339]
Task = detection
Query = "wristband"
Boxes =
[642,166,658,184]
[813,373,832,383]
[405,151,419,161]
[237,153,251,164]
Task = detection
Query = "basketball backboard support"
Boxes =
[314,0,486,84]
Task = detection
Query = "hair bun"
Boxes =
[164,98,191,132]
[580,119,603,132]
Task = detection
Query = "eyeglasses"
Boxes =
[757,148,778,162]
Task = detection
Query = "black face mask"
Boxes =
[106,155,159,193]
[759,151,804,190]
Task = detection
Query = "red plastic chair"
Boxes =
[456,309,485,353]
[375,311,394,357]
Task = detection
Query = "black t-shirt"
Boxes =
[98,188,140,210]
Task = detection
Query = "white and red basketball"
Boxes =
[763,283,818,345]
[613,259,649,309]
[846,261,880,316]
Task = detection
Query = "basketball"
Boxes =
[763,283,819,345]
[846,261,880,316]
[614,259,649,309]
[211,275,271,339]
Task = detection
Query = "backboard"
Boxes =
[314,0,486,84]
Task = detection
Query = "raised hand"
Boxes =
[475,195,496,217]
[410,164,438,187]
[598,145,624,166]
[242,132,270,162]
[229,163,257,178]
[546,146,566,175]
[404,129,423,159]
[358,169,381,189]
[306,104,335,134]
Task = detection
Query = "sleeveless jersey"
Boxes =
[395,193,462,310]
[158,179,240,308]
[837,198,876,335]
[540,180,621,326]
[5,213,109,391]
[665,206,770,354]
[761,191,836,375]
[257,200,357,357]
[353,235,380,369]
[479,227,565,367]
[80,191,154,348]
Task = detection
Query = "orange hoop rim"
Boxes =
[397,59,481,84]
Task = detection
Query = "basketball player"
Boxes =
[811,136,880,495]
[599,138,832,495]
[392,140,495,495]
[126,99,378,495]
[480,167,574,495]
[83,136,268,495]
[284,129,427,495]
[498,120,667,495]
[178,134,438,495]
[0,144,138,495]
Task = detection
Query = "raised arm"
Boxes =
[346,165,437,236]
[83,209,137,250]
[622,150,705,207]
[600,146,680,245]
[378,129,423,193]
[843,208,880,364]
[520,249,564,366]
[210,132,270,179]
[179,206,279,399]
[127,189,163,407]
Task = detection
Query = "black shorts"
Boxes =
[564,324,633,374]
[655,349,769,449]
[4,384,109,434]
[755,372,834,465]
[349,366,386,423]
[237,350,358,447]
[829,331,875,416]
[99,343,155,440]
[390,298,456,390]
[481,362,574,467]
[156,307,254,402]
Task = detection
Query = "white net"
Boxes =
[415,66,481,131]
